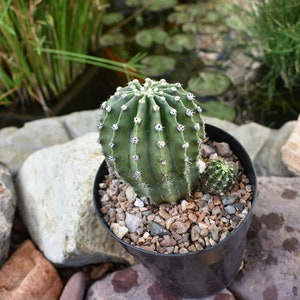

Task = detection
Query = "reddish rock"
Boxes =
[170,218,191,234]
[0,240,63,300]
[59,271,86,300]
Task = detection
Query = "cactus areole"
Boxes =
[98,78,233,205]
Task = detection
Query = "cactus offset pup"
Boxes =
[98,78,234,205]
[201,159,234,194]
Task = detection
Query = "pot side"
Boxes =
[93,124,257,298]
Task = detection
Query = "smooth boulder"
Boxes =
[16,132,133,266]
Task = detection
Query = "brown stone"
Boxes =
[170,218,191,234]
[0,240,63,300]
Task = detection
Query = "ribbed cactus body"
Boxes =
[201,159,235,194]
[98,78,206,205]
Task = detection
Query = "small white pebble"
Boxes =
[134,198,144,207]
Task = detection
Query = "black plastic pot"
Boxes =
[93,124,257,298]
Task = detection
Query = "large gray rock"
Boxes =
[0,109,291,178]
[255,121,295,176]
[0,118,70,175]
[231,122,273,161]
[61,110,100,139]
[230,176,300,299]
[205,117,284,176]
[204,116,239,134]
[16,132,133,266]
[281,115,300,176]
[0,163,17,266]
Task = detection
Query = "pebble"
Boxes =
[107,180,120,196]
[159,208,171,220]
[129,233,139,243]
[188,213,198,223]
[99,183,107,189]
[153,215,165,226]
[212,206,221,215]
[110,223,128,239]
[225,205,236,215]
[170,219,191,234]
[235,202,244,211]
[101,194,110,202]
[220,231,228,241]
[198,222,209,230]
[134,198,144,207]
[143,232,150,239]
[204,236,210,247]
[198,211,206,222]
[201,144,216,157]
[209,238,217,246]
[200,228,209,237]
[116,212,125,221]
[125,212,143,233]
[209,153,219,160]
[210,227,219,241]
[214,142,232,157]
[191,225,201,241]
[160,236,176,247]
[208,200,215,210]
[181,200,188,211]
[221,217,229,224]
[245,185,252,192]
[194,191,202,199]
[213,196,222,205]
[179,248,189,254]
[140,244,155,252]
[150,221,169,236]
[117,192,127,202]
[201,194,212,202]
[222,195,238,205]
[125,186,136,202]
[165,217,175,230]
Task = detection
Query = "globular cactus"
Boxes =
[98,78,206,205]
[201,159,235,194]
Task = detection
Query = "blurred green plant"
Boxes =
[100,0,230,80]
[187,71,231,97]
[247,0,300,92]
[0,0,143,114]
[125,0,177,12]
[201,101,236,122]
[222,0,300,126]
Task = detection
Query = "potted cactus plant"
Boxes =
[93,78,257,298]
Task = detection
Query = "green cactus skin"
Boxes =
[201,159,235,194]
[98,78,206,205]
